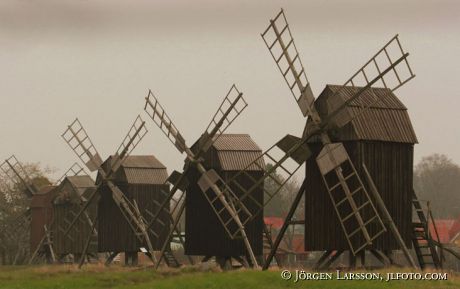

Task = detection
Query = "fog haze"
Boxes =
[0,0,459,178]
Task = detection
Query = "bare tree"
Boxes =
[414,154,460,219]
[0,162,52,264]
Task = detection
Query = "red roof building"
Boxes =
[429,217,460,244]
[264,217,284,230]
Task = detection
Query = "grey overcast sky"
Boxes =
[0,0,459,179]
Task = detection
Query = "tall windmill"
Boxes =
[59,115,160,264]
[213,9,417,269]
[143,85,262,268]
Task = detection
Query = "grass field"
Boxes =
[0,265,459,289]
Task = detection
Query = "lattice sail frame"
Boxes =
[54,162,87,185]
[203,84,248,148]
[61,119,103,172]
[229,10,416,235]
[261,9,316,119]
[0,155,37,197]
[220,135,310,232]
[61,116,155,256]
[116,115,148,159]
[143,86,254,240]
[144,91,187,153]
[324,34,415,129]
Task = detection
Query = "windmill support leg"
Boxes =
[132,200,156,264]
[362,164,418,268]
[105,252,119,266]
[201,255,212,263]
[233,255,249,268]
[349,251,356,269]
[318,250,344,269]
[262,223,282,267]
[313,250,333,269]
[78,216,98,269]
[359,250,366,268]
[320,250,344,270]
[29,234,47,265]
[370,249,390,267]
[384,250,398,266]
[262,180,306,270]
[155,201,186,269]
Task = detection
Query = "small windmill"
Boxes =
[60,115,159,265]
[0,155,48,262]
[143,85,262,268]
[214,9,418,269]
[29,163,93,264]
[0,156,86,263]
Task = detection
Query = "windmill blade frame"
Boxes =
[0,155,38,197]
[261,9,316,119]
[54,162,86,185]
[61,116,155,261]
[200,84,248,152]
[143,90,252,239]
[61,118,103,172]
[115,115,148,162]
[144,90,188,154]
[144,88,261,268]
[323,34,415,129]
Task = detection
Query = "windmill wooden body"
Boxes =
[51,175,98,261]
[211,9,431,270]
[60,115,171,267]
[29,186,56,262]
[0,156,89,264]
[0,155,54,263]
[97,155,170,266]
[185,134,265,266]
[304,85,417,256]
[143,85,263,268]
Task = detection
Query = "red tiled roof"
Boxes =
[429,219,455,244]
[264,217,284,230]
[448,215,460,242]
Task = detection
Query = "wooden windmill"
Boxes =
[214,9,423,269]
[0,155,52,263]
[59,115,163,266]
[29,163,94,264]
[143,85,263,268]
[50,172,98,264]
[0,156,87,263]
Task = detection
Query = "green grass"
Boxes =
[0,265,458,289]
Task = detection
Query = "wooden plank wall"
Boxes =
[304,141,413,251]
[98,183,170,252]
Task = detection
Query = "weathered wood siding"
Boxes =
[304,141,414,251]
[184,136,264,257]
[98,183,170,252]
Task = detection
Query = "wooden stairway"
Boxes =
[412,194,442,269]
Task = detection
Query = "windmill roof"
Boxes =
[53,175,96,205]
[120,155,166,169]
[66,175,95,189]
[212,134,262,151]
[99,155,168,185]
[30,186,56,208]
[306,85,417,144]
[326,85,408,110]
[212,134,264,171]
